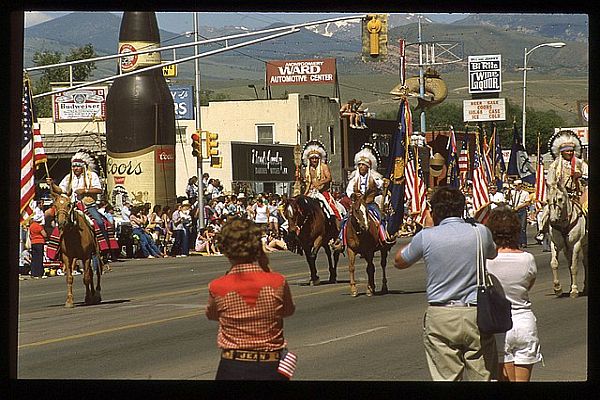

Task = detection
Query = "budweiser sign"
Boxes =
[266,58,336,86]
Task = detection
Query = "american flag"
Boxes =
[404,145,428,225]
[472,146,491,222]
[277,350,298,379]
[535,135,547,203]
[21,78,47,224]
[458,131,469,186]
[482,132,494,184]
[490,126,506,188]
[446,126,459,188]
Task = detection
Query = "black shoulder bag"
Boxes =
[474,226,513,335]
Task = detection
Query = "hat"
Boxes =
[302,140,328,164]
[237,193,245,199]
[514,179,523,185]
[429,153,446,177]
[181,199,191,206]
[70,149,99,174]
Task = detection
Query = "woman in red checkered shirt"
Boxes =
[206,217,296,380]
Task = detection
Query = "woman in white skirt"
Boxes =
[485,207,543,381]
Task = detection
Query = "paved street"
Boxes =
[17,228,587,381]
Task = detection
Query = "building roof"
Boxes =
[41,131,105,157]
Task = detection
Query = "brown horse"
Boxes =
[345,189,390,297]
[283,195,340,285]
[52,193,103,307]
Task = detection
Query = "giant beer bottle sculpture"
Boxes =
[106,11,175,209]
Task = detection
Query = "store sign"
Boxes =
[169,85,193,120]
[266,58,336,86]
[52,86,107,122]
[468,54,502,94]
[463,98,506,122]
[231,143,295,181]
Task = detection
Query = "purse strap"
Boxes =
[474,226,491,288]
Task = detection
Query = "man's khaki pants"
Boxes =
[423,306,498,381]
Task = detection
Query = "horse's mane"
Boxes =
[296,195,323,216]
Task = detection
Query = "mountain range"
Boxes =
[23,12,588,82]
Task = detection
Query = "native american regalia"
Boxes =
[547,130,588,213]
[46,149,118,260]
[302,140,342,220]
[339,144,390,245]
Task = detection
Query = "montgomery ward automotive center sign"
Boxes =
[266,58,336,85]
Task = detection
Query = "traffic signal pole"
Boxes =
[193,12,205,230]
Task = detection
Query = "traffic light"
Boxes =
[205,131,219,157]
[361,14,388,62]
[191,131,202,158]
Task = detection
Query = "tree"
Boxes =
[31,44,97,118]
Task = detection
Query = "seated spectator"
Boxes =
[130,206,164,258]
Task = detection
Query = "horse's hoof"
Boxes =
[350,285,358,297]
[570,291,580,298]
[328,277,337,284]
[554,287,563,297]
[367,286,374,297]
[381,285,389,294]
[310,278,320,286]
[65,301,74,308]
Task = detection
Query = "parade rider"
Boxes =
[46,149,113,253]
[334,144,395,249]
[302,140,343,228]
[546,130,588,214]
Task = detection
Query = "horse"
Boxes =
[51,193,103,307]
[345,189,390,297]
[283,195,341,285]
[546,184,588,298]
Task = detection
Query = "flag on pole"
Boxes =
[482,130,494,184]
[472,137,491,222]
[458,129,469,186]
[21,77,41,224]
[507,120,536,187]
[404,145,428,225]
[490,124,506,189]
[535,134,547,204]
[385,97,410,235]
[446,126,460,189]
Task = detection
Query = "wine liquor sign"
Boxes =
[468,55,502,94]
[52,86,108,122]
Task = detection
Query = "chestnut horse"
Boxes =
[52,193,103,307]
[345,189,390,297]
[283,195,340,285]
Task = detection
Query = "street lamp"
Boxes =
[521,42,565,147]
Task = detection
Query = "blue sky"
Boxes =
[24,11,470,32]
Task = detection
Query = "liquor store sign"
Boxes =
[52,86,107,122]
[231,143,295,182]
[266,58,336,86]
[463,98,506,122]
[468,55,502,94]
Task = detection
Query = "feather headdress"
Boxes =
[302,140,328,165]
[548,130,582,159]
[353,143,380,170]
[71,148,100,175]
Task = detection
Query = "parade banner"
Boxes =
[266,58,336,85]
[52,86,108,122]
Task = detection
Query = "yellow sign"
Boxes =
[162,64,177,77]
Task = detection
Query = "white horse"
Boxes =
[545,184,588,298]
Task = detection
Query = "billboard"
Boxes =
[52,86,107,122]
[169,85,194,120]
[468,55,502,94]
[463,98,506,122]
[266,58,336,86]
[231,143,295,182]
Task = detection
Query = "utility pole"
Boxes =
[194,12,205,230]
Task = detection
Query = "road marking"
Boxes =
[18,278,347,349]
[304,326,388,346]
[18,311,203,349]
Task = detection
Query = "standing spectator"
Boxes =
[253,197,269,230]
[186,176,199,204]
[29,214,47,279]
[489,184,506,210]
[205,218,296,380]
[180,200,193,256]
[121,200,131,223]
[267,197,280,234]
[170,202,186,257]
[394,186,498,381]
[485,207,543,381]
[508,180,530,248]
[161,205,173,253]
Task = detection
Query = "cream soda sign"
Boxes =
[266,58,336,85]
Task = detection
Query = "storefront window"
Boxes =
[257,125,274,144]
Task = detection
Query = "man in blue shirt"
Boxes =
[394,186,498,381]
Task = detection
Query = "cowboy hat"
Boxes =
[514,179,523,185]
[237,193,246,199]
[181,199,191,206]
[429,153,446,177]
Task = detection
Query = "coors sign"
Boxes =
[106,11,176,209]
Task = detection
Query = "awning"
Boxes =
[41,131,106,157]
